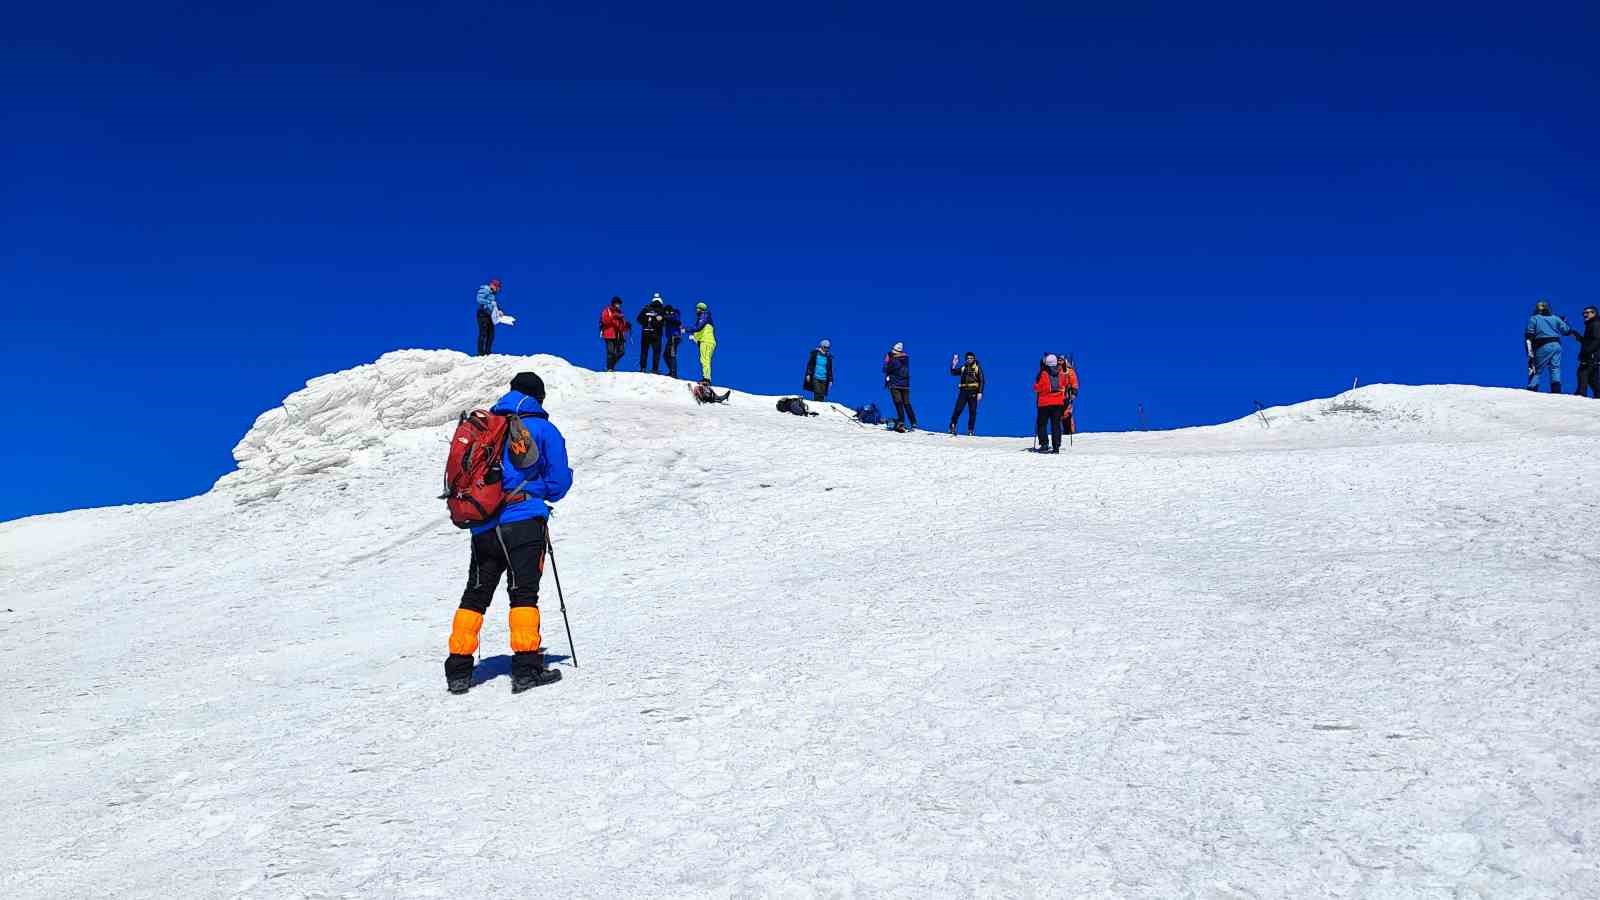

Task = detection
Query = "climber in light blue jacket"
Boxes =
[1525,300,1579,392]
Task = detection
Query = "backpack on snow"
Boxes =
[776,397,817,417]
[440,410,537,529]
[854,403,882,425]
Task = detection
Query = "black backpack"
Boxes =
[776,397,816,417]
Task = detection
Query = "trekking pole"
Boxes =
[544,520,578,667]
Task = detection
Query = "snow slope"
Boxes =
[3,349,1598,898]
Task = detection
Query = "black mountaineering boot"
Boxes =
[511,652,562,693]
[445,654,475,695]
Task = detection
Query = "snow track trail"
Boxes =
[3,350,1598,897]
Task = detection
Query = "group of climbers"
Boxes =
[595,294,716,382]
[472,287,1593,480]
[474,283,1057,437]
[1524,300,1598,397]
[471,282,717,382]
[1527,300,1599,397]
[801,341,1073,444]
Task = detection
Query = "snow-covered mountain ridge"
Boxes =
[3,350,1597,898]
[222,350,1600,495]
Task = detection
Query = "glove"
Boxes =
[977,393,983,402]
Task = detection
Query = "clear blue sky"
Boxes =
[4,1,1597,521]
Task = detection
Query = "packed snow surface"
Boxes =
[3,349,1598,898]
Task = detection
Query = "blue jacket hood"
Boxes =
[491,391,549,418]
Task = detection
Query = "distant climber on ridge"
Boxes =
[1575,305,1598,398]
[947,351,984,435]
[686,301,717,382]
[1525,300,1580,393]
[1058,354,1080,438]
[475,278,502,356]
[883,342,915,432]
[637,294,667,374]
[443,372,573,695]
[600,297,630,372]
[804,339,835,402]
[661,301,684,379]
[1033,353,1076,453]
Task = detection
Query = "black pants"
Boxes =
[448,518,548,680]
[1036,405,1065,450]
[812,385,829,402]
[639,333,662,372]
[604,338,626,371]
[1578,362,1600,398]
[476,310,495,356]
[889,387,916,427]
[950,390,979,432]
[460,518,546,613]
[665,336,681,377]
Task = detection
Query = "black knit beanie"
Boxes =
[510,372,546,402]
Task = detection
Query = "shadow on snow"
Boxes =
[470,652,573,685]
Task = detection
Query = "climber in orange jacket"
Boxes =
[1033,353,1078,453]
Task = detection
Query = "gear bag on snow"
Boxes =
[776,397,817,417]
[441,410,537,529]
[854,403,882,425]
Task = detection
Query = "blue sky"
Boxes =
[3,1,1597,521]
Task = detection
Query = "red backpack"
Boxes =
[441,410,528,529]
